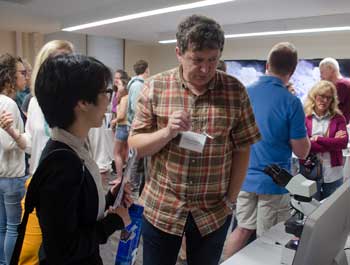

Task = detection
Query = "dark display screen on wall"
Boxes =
[226,59,350,102]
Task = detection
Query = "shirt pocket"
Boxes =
[207,106,236,140]
[153,104,184,130]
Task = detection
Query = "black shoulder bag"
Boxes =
[10,149,84,265]
[299,153,323,181]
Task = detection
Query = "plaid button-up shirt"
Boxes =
[130,67,261,236]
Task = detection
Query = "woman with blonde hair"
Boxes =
[303,80,348,199]
[21,40,74,265]
[31,40,74,95]
[0,40,74,265]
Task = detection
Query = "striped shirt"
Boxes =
[131,67,261,236]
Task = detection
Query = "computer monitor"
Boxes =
[292,180,350,265]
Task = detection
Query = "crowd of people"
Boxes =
[0,13,349,265]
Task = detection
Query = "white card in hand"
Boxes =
[179,131,207,153]
[113,148,138,209]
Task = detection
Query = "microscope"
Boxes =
[264,164,320,265]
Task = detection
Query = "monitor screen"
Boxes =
[292,180,350,265]
[225,59,350,103]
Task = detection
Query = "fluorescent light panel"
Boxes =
[158,26,350,44]
[62,0,236,31]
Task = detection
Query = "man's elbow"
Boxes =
[128,135,136,149]
[295,145,311,159]
[294,149,309,159]
[128,135,143,159]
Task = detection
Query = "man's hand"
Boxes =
[165,110,191,139]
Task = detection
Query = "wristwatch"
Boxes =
[224,197,236,211]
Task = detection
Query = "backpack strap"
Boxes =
[126,78,144,91]
[10,148,84,265]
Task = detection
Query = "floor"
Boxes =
[99,172,230,265]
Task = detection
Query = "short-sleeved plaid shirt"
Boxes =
[130,67,261,236]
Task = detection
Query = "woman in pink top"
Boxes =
[111,75,130,180]
[111,70,129,116]
[304,80,348,199]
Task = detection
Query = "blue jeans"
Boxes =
[115,125,129,141]
[142,213,232,265]
[315,178,343,200]
[0,177,26,265]
[322,178,343,199]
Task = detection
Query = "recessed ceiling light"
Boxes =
[62,0,236,31]
[159,26,350,44]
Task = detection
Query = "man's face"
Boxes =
[176,46,220,91]
[320,65,334,81]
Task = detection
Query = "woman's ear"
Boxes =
[75,100,90,113]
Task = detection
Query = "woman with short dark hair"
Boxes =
[26,54,131,265]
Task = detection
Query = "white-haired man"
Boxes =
[319,57,350,123]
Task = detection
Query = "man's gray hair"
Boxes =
[319,57,340,72]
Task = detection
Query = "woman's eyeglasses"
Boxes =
[17,70,27,77]
[317,94,333,101]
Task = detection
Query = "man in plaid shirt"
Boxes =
[128,14,261,265]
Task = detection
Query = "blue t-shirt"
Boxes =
[242,75,307,194]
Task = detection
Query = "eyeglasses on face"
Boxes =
[17,70,27,77]
[316,94,333,101]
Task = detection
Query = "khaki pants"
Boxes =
[236,191,290,236]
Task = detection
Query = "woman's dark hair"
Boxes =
[176,14,225,54]
[120,75,131,88]
[115,69,129,80]
[35,54,112,129]
[113,69,129,91]
[0,53,20,93]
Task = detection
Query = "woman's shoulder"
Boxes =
[0,94,19,112]
[40,140,81,167]
[121,94,128,101]
[332,113,346,122]
[35,141,84,185]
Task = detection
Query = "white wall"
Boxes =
[2,30,350,76]
[87,35,124,72]
[124,40,153,76]
[125,32,350,75]
[44,31,87,55]
[44,32,124,72]
[0,31,43,65]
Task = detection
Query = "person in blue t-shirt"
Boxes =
[126,59,149,198]
[223,42,310,260]
[127,59,149,127]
